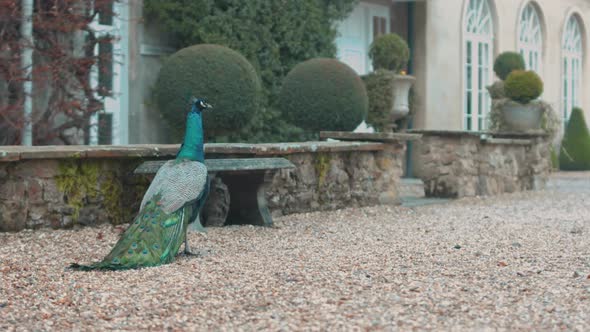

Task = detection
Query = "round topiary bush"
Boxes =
[504,70,543,104]
[560,107,590,170]
[279,58,368,133]
[368,33,410,72]
[154,44,262,140]
[493,52,526,80]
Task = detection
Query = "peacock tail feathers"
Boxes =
[71,194,192,271]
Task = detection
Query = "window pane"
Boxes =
[98,1,114,26]
[572,61,576,108]
[563,58,568,119]
[373,17,379,39]
[478,43,482,65]
[98,113,113,145]
[98,36,113,96]
[478,91,483,120]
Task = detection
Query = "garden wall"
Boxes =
[411,130,552,198]
[0,141,405,231]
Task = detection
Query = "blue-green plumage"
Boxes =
[71,98,213,271]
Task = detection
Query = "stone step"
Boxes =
[546,171,590,192]
[400,197,452,207]
[399,177,425,199]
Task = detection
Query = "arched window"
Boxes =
[562,15,583,122]
[518,3,543,73]
[464,0,494,131]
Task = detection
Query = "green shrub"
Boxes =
[154,44,262,140]
[362,69,396,131]
[493,52,526,80]
[279,58,368,133]
[504,70,543,104]
[144,0,357,142]
[487,80,506,100]
[560,108,590,170]
[368,33,410,72]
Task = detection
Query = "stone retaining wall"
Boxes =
[0,142,405,231]
[412,131,552,198]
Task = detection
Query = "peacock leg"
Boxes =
[184,230,205,256]
[183,234,195,256]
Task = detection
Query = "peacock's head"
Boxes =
[190,97,213,113]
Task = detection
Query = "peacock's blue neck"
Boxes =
[176,106,204,162]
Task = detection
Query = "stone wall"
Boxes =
[412,131,552,198]
[264,144,404,216]
[0,142,406,232]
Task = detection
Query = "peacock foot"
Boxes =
[182,249,200,257]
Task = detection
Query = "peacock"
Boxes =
[71,97,213,270]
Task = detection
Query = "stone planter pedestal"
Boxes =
[502,101,543,131]
[387,75,416,131]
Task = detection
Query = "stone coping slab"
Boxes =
[408,129,548,138]
[481,137,533,145]
[0,141,386,162]
[319,131,422,142]
[135,158,296,174]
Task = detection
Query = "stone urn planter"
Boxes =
[501,101,543,131]
[387,74,415,131]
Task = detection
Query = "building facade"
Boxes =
[101,0,590,144]
[411,0,590,132]
[336,0,590,133]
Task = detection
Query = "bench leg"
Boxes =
[220,171,274,227]
[200,174,230,227]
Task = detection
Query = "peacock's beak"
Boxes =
[203,102,213,110]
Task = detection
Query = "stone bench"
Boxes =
[134,158,295,227]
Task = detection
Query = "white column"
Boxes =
[20,0,34,146]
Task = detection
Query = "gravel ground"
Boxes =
[2,175,590,331]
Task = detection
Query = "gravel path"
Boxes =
[2,175,590,331]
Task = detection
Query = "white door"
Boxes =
[88,1,129,145]
[463,0,494,131]
[562,15,583,123]
[336,2,391,75]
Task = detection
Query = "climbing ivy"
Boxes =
[144,0,358,142]
[314,153,331,188]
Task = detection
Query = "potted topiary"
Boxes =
[366,33,413,131]
[494,52,526,81]
[501,70,544,131]
[487,52,526,100]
